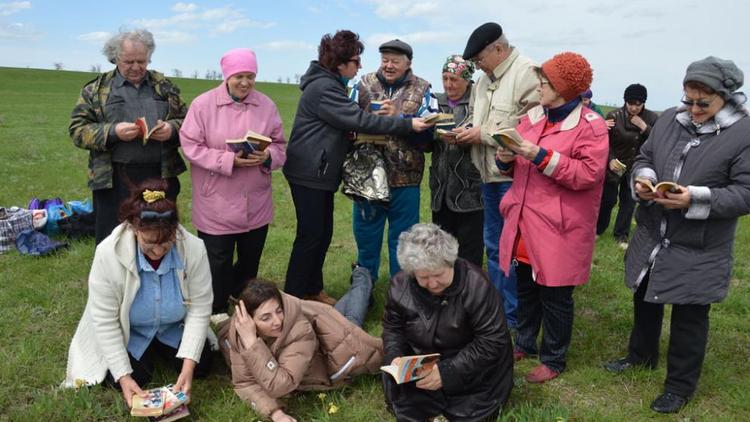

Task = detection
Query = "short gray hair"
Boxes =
[102,29,156,64]
[397,223,459,276]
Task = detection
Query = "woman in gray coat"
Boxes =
[604,56,750,414]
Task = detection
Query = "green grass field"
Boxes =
[1,67,748,421]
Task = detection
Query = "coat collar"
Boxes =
[216,81,261,107]
[489,48,520,84]
[527,103,585,131]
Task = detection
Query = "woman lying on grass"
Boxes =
[63,178,214,408]
[218,273,381,422]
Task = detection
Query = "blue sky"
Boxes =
[1,0,748,110]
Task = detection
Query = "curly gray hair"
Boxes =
[396,223,459,276]
[102,29,155,64]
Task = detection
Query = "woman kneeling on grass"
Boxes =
[382,223,513,421]
[63,179,214,408]
[218,272,382,422]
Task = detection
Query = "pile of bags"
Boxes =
[0,197,95,256]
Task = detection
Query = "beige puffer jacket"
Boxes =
[218,293,383,417]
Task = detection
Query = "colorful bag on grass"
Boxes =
[0,207,34,254]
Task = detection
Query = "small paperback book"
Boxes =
[225,130,272,157]
[381,353,440,384]
[131,384,190,419]
[422,113,454,124]
[135,117,165,145]
[491,127,524,150]
[612,158,627,176]
[635,177,681,194]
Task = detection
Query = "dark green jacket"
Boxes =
[69,69,187,190]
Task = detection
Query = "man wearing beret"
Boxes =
[454,23,539,331]
[596,83,659,249]
[350,39,438,281]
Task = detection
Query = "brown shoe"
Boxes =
[304,290,337,306]
[525,364,560,384]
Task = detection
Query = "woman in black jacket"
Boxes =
[382,223,513,422]
[282,30,429,305]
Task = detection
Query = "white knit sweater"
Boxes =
[62,223,213,387]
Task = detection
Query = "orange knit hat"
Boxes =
[541,52,593,102]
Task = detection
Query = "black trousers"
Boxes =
[198,225,269,313]
[284,183,334,298]
[627,274,711,397]
[515,263,575,373]
[92,163,180,244]
[105,339,213,388]
[432,207,484,267]
[596,173,635,239]
[384,375,501,422]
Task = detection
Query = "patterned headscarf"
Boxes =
[442,55,475,81]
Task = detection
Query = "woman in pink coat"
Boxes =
[495,52,608,383]
[180,48,287,312]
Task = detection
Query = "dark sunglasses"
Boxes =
[681,97,714,109]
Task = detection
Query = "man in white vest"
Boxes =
[455,22,539,331]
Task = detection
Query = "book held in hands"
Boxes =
[135,117,165,145]
[491,127,524,151]
[381,353,440,384]
[635,177,681,194]
[225,130,272,157]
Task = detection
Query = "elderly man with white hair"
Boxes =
[69,29,187,244]
[382,223,513,421]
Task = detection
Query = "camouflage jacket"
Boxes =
[68,69,187,191]
[354,71,433,188]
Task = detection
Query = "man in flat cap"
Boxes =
[350,39,438,282]
[454,22,539,331]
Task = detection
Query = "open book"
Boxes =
[635,177,681,194]
[381,353,440,384]
[491,127,524,150]
[135,117,165,145]
[611,158,627,176]
[422,113,453,124]
[131,384,190,418]
[225,130,272,157]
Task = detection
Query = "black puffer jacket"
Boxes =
[283,61,412,192]
[382,258,513,420]
[605,105,659,184]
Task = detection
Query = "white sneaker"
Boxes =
[618,241,629,250]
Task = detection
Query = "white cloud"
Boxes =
[0,1,30,16]
[171,2,197,13]
[369,1,439,18]
[367,31,454,47]
[152,30,194,44]
[131,4,275,41]
[76,31,111,44]
[0,21,41,40]
[258,40,315,51]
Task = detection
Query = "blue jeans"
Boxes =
[353,186,420,281]
[334,266,373,327]
[482,182,517,328]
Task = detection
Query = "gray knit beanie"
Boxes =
[683,56,743,100]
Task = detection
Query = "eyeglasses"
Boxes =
[681,96,715,109]
[348,57,361,67]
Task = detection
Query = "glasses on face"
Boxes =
[348,57,361,67]
[681,96,715,109]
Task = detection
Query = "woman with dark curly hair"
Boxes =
[282,30,430,305]
[63,178,213,409]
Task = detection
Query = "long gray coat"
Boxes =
[625,102,750,304]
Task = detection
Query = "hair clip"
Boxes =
[140,210,174,220]
[142,190,166,203]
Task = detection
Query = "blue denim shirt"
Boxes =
[127,246,186,360]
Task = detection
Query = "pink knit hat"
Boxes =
[220,48,258,80]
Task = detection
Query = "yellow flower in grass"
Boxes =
[328,403,339,414]
[317,393,327,401]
